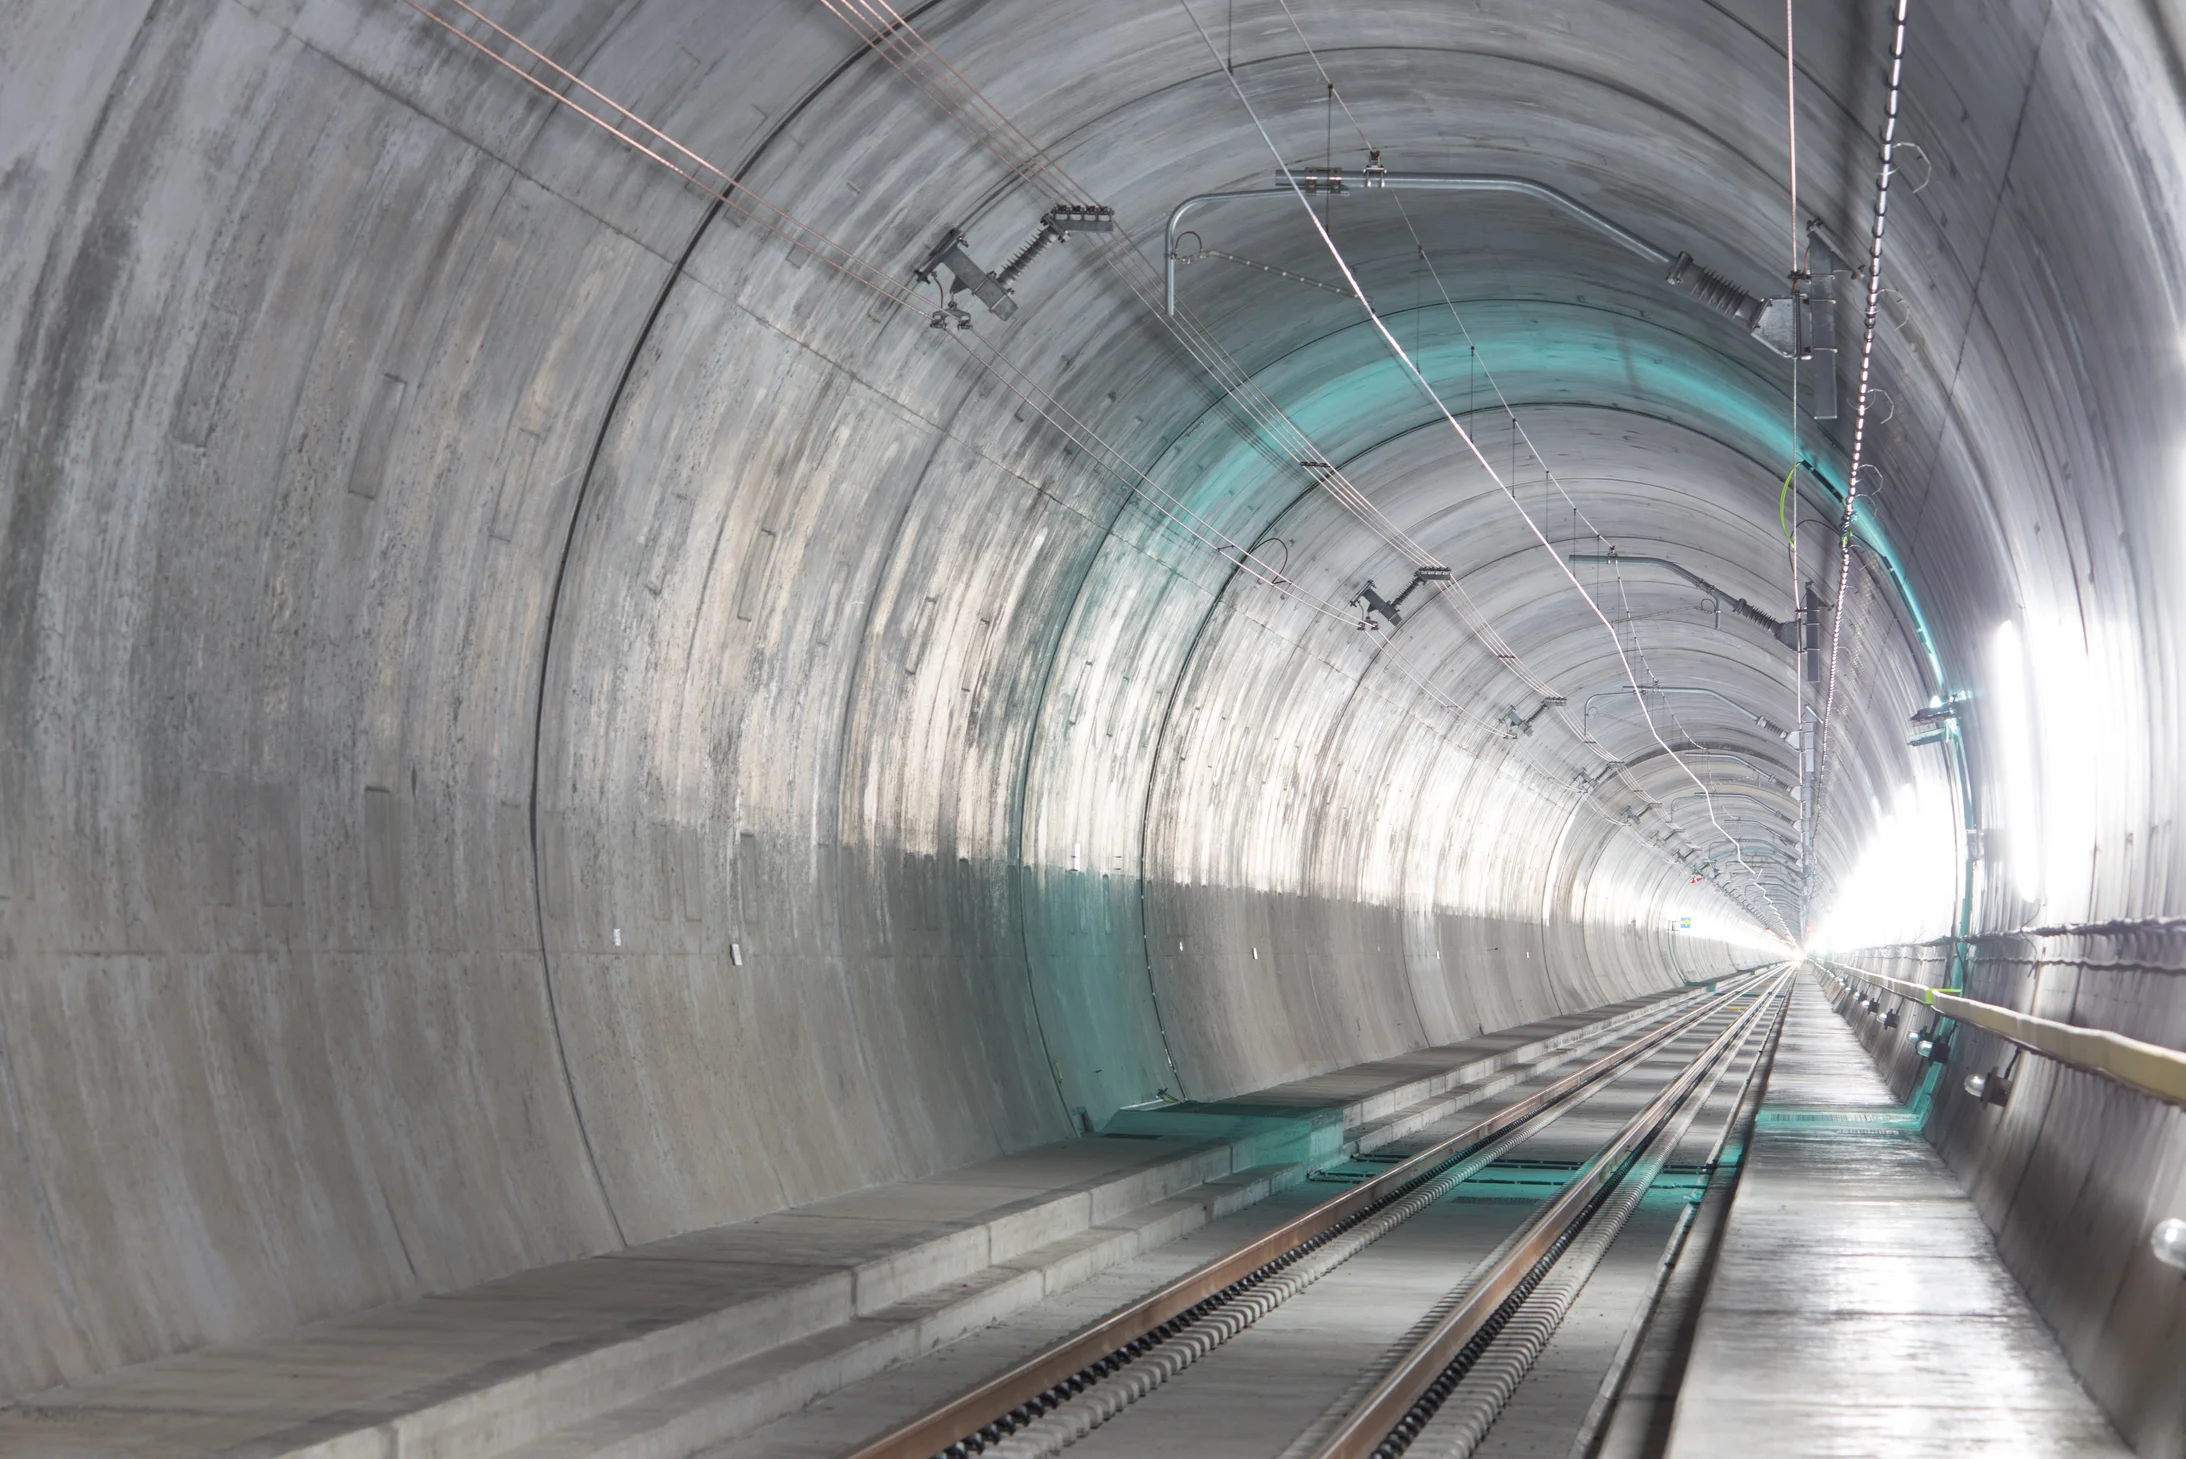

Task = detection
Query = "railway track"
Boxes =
[835,969,1794,1459]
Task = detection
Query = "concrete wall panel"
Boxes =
[5,0,2178,1424]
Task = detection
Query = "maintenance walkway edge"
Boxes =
[1662,972,2132,1457]
[0,989,1700,1459]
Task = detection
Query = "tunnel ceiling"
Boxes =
[3,0,2182,1396]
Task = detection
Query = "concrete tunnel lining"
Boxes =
[1,0,2181,1441]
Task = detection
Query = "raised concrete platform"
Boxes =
[1664,974,2131,1457]
[0,992,1687,1459]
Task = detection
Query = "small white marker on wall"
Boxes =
[613,927,622,947]
[731,941,744,966]
[1252,947,1259,960]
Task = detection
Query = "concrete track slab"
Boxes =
[0,996,1681,1459]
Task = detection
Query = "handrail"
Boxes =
[1823,964,1947,1006]
[1823,962,2186,1109]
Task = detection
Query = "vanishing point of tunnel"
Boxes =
[2,1,2184,1456]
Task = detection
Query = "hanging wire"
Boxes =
[1223,0,1794,935]
[430,0,1794,926]
[395,0,1390,645]
[817,0,1798,933]
[402,0,1551,743]
[815,0,1598,725]
[817,0,1458,577]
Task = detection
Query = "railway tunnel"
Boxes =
[2,0,2183,1454]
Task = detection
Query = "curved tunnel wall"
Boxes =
[2,0,2180,1416]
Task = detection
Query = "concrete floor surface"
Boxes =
[1663,976,2133,1457]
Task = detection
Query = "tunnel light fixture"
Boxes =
[1963,1068,2010,1107]
[2152,1218,2186,1273]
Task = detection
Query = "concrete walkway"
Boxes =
[0,993,1682,1459]
[1664,974,2131,1456]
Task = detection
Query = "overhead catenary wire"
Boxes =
[816,0,1589,719]
[1207,1,1792,936]
[816,0,1751,917]
[400,0,1555,752]
[821,0,1791,932]
[419,0,1788,928]
[813,0,1799,920]
[1263,3,1648,735]
[396,0,1384,644]
[1261,1,1806,922]
[1249,0,1792,929]
[815,0,1430,557]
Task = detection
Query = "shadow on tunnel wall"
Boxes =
[12,0,2184,1427]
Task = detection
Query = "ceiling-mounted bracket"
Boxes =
[1504,694,1567,736]
[1907,692,1968,746]
[996,204,1116,290]
[914,226,1017,321]
[1355,564,1453,630]
[1746,222,1861,412]
[914,204,1114,323]
[1569,550,1800,652]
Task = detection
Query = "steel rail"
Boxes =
[1566,971,1791,1459]
[1305,971,1790,1459]
[837,973,1770,1459]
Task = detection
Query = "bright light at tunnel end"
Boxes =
[1807,774,1957,953]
